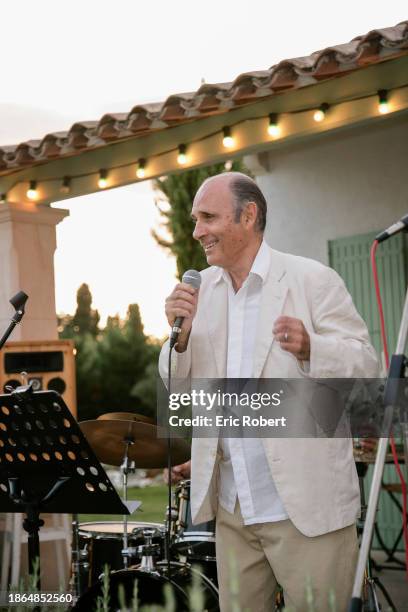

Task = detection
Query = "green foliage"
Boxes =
[97,304,153,416]
[74,332,101,420]
[58,288,159,422]
[58,283,100,339]
[152,160,248,279]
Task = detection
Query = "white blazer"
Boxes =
[159,246,379,537]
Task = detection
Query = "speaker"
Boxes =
[0,340,77,416]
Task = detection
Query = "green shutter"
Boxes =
[329,231,406,552]
[329,231,407,359]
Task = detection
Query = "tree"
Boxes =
[72,283,100,337]
[97,304,154,417]
[57,285,101,419]
[73,332,101,421]
[58,285,160,421]
[152,160,248,278]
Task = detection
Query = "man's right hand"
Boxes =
[165,282,199,350]
[163,460,191,484]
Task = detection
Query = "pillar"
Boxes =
[0,201,69,341]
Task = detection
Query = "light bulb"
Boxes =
[313,103,329,123]
[60,176,71,194]
[268,114,280,137]
[98,170,108,189]
[222,127,234,148]
[378,90,389,115]
[313,109,324,122]
[26,180,38,200]
[136,159,146,179]
[177,145,187,165]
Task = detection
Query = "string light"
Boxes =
[177,144,187,165]
[26,180,38,200]
[6,88,400,201]
[313,103,329,123]
[98,169,108,189]
[378,90,389,114]
[222,126,234,148]
[136,158,146,178]
[60,176,71,194]
[267,113,280,137]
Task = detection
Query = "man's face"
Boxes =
[191,179,252,269]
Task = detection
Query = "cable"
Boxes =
[4,82,408,198]
[166,345,173,581]
[370,239,408,578]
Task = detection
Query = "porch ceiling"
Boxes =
[0,20,407,205]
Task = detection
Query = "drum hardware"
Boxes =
[171,480,216,560]
[125,527,163,572]
[120,438,136,569]
[166,497,179,537]
[70,513,88,601]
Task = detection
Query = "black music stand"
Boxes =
[0,385,129,589]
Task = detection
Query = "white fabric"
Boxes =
[159,245,380,536]
[219,240,288,524]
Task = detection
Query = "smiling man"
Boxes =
[159,172,379,612]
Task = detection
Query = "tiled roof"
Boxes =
[1,20,407,174]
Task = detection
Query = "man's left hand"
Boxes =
[273,315,311,361]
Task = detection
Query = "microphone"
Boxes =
[170,270,201,348]
[376,214,408,243]
[10,291,29,313]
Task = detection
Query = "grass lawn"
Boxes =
[79,484,168,525]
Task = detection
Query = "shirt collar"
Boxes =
[213,239,270,286]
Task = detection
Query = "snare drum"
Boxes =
[172,480,216,560]
[78,521,165,587]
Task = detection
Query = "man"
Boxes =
[159,172,379,611]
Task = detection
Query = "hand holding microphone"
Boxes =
[165,270,201,350]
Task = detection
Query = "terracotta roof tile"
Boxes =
[1,20,407,174]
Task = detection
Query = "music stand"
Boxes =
[0,385,129,590]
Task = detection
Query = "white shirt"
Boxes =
[218,240,288,525]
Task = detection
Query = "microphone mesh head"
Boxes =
[182,269,202,289]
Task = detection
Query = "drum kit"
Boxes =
[72,412,219,611]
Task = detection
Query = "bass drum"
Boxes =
[74,562,219,612]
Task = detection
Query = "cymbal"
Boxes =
[97,412,155,425]
[80,418,190,468]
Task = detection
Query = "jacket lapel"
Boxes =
[205,279,228,377]
[253,249,288,378]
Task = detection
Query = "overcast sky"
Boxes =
[1,1,406,336]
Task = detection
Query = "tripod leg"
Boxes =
[373,576,397,612]
[363,577,381,612]
[22,508,44,590]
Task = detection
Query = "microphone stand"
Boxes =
[0,291,29,350]
[348,286,408,612]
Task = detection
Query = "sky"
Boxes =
[1,1,407,337]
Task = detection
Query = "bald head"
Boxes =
[194,172,267,233]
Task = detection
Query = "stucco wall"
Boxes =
[251,115,408,264]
